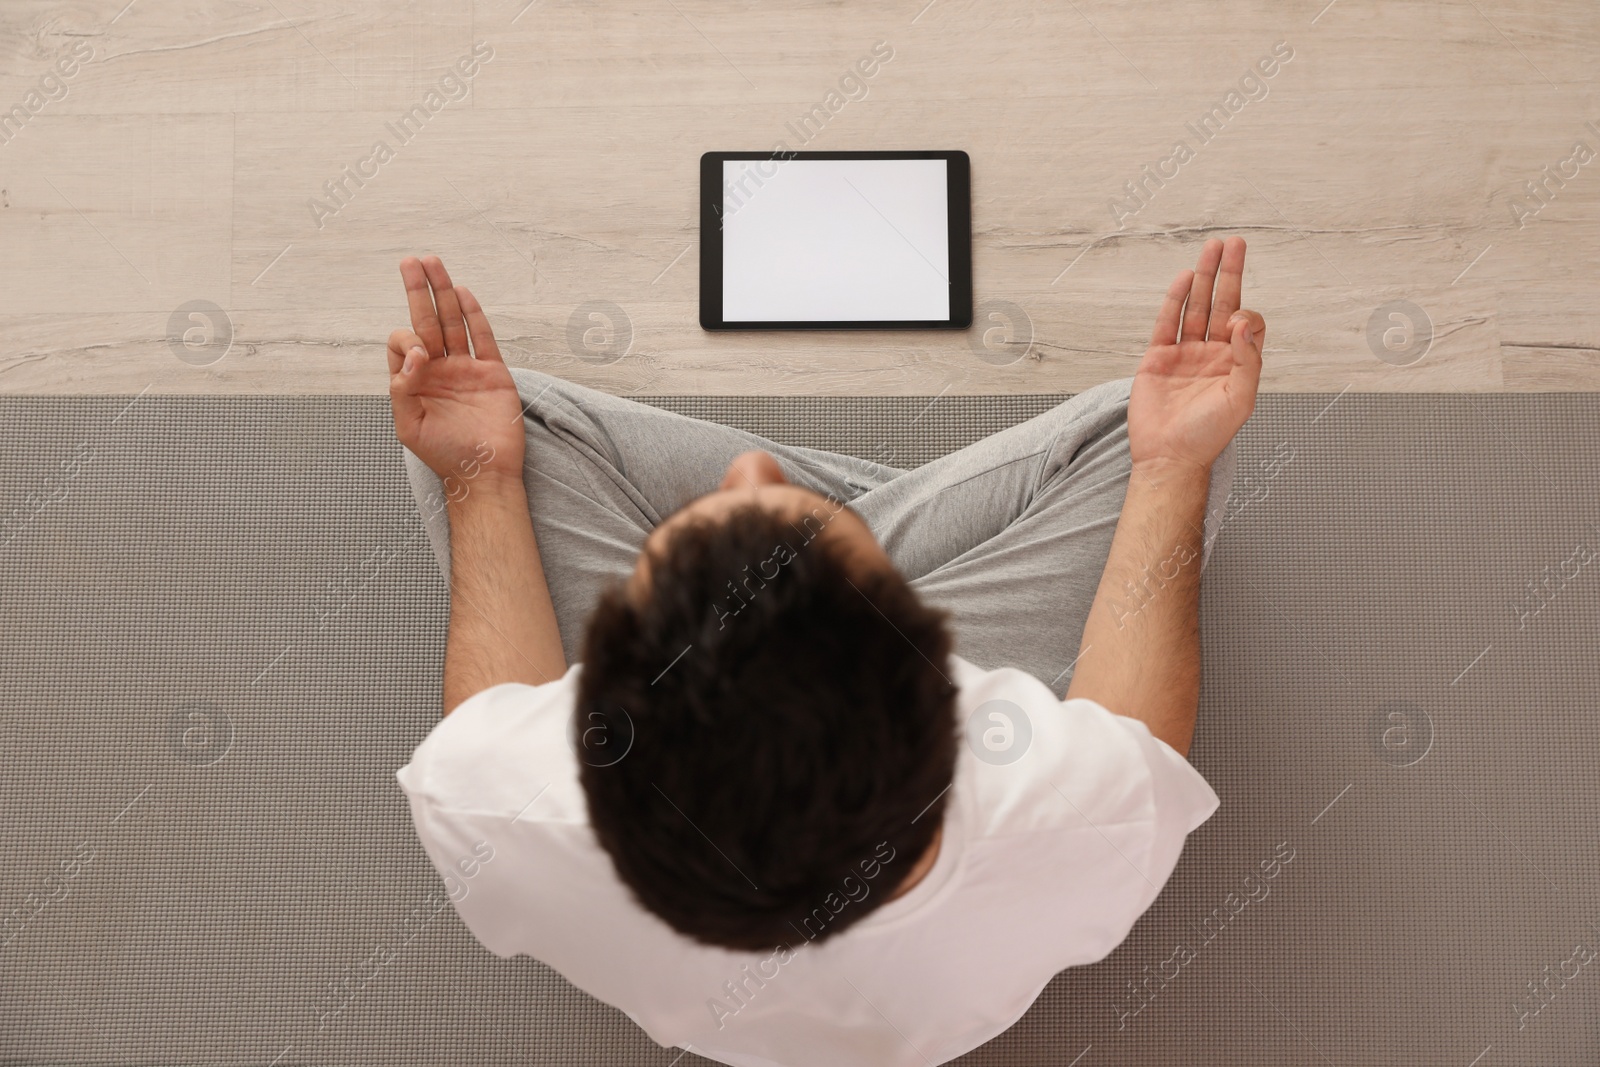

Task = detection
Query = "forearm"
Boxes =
[1065,460,1211,756]
[442,474,567,714]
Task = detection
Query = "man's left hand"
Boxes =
[387,255,527,489]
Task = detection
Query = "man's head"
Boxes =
[575,451,959,953]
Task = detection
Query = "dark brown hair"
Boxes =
[575,501,958,952]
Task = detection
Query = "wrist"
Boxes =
[1131,455,1212,486]
[444,468,527,514]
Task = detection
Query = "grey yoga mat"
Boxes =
[1,392,1596,1066]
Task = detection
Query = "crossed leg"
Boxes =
[404,368,1234,690]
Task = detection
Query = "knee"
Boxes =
[1038,377,1134,469]
[1081,375,1135,411]
[507,368,596,439]
[508,367,567,407]
[1041,376,1133,430]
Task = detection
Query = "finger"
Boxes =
[388,358,426,446]
[400,257,445,359]
[1237,308,1266,342]
[1228,309,1266,373]
[386,328,429,377]
[1207,236,1247,343]
[1181,238,1225,344]
[420,255,471,357]
[1228,317,1263,418]
[1150,269,1194,348]
[1227,308,1267,345]
[457,286,504,363]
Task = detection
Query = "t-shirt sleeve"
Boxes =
[393,672,590,957]
[1095,705,1220,916]
[395,673,583,814]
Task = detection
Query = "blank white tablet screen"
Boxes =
[721,158,949,322]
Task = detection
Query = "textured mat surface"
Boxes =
[2,392,1597,1067]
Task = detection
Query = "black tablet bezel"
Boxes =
[699,149,972,331]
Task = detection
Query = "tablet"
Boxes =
[699,150,971,330]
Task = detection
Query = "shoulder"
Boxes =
[947,655,1214,840]
[395,665,588,823]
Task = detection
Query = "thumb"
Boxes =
[1229,309,1265,364]
[389,360,426,447]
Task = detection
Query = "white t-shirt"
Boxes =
[395,653,1218,1067]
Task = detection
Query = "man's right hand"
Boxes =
[1063,236,1265,755]
[1127,236,1265,476]
[387,255,527,489]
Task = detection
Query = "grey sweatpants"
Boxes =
[403,369,1236,698]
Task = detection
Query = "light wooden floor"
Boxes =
[1,0,1596,396]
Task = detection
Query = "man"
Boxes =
[391,237,1264,1066]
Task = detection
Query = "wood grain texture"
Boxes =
[0,0,1594,395]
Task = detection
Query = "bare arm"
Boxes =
[385,254,567,716]
[1065,459,1210,755]
[1065,236,1265,757]
[443,473,566,714]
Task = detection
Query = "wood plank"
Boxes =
[0,1,1594,395]
[0,281,1498,396]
